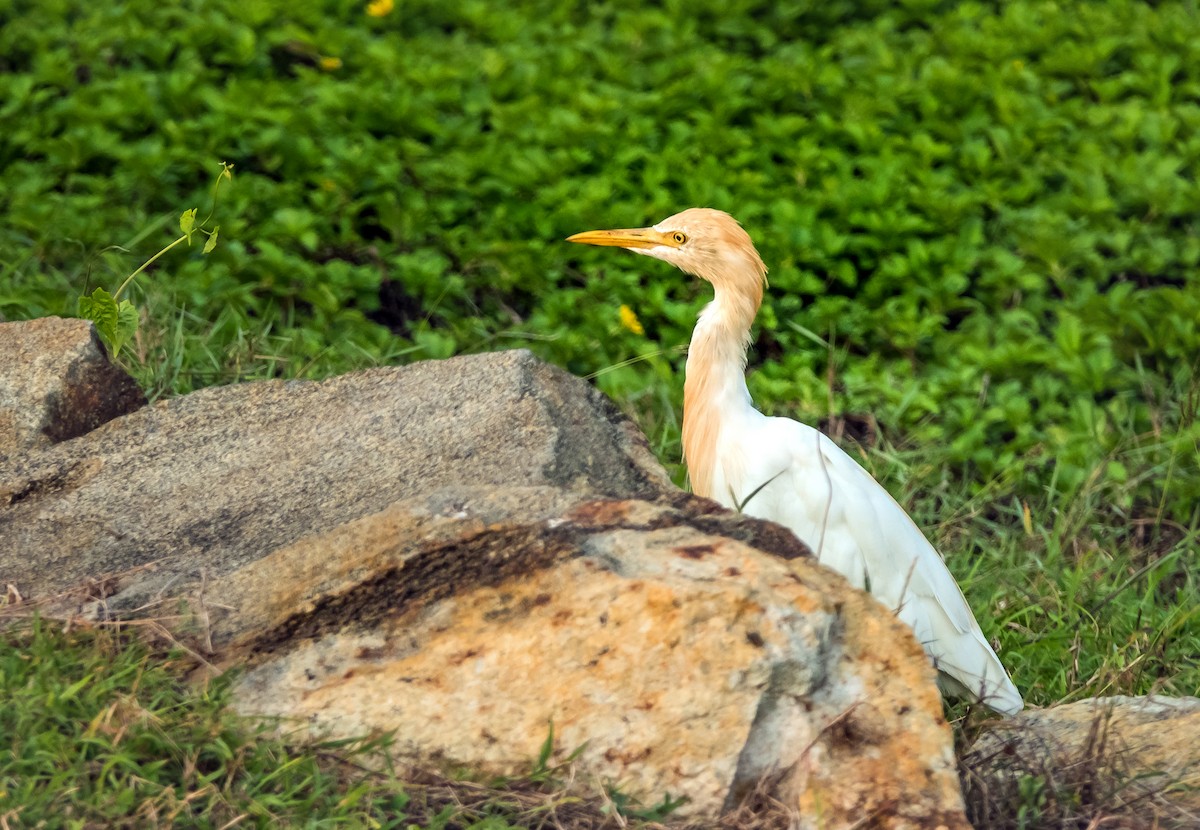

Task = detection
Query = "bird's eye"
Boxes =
[672,231,688,245]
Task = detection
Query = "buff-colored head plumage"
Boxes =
[567,208,768,304]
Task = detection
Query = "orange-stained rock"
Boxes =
[216,491,968,828]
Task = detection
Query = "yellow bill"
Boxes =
[566,227,679,249]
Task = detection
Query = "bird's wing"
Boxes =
[757,419,1023,714]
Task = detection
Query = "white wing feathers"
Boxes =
[731,417,1023,715]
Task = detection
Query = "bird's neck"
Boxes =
[682,283,761,499]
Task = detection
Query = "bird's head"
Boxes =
[567,208,767,297]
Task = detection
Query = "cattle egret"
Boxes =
[568,208,1023,715]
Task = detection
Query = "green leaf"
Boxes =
[179,208,197,240]
[77,288,119,346]
[532,722,554,777]
[111,300,140,356]
[203,225,219,254]
[57,673,94,703]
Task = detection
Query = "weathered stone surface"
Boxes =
[964,695,1200,827]
[0,349,669,603]
[214,491,966,828]
[0,317,145,458]
[1,347,971,828]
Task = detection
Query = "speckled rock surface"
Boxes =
[216,492,967,829]
[0,317,145,458]
[964,695,1200,827]
[0,349,668,603]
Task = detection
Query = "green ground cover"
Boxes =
[2,0,1198,825]
[0,619,674,829]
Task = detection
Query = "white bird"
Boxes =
[568,208,1023,715]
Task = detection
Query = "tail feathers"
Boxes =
[886,554,1023,716]
[926,630,1024,716]
[898,590,1023,715]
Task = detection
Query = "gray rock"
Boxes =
[963,695,1200,827]
[0,317,145,458]
[0,349,669,604]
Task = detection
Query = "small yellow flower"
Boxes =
[319,56,343,71]
[366,0,394,17]
[618,304,644,336]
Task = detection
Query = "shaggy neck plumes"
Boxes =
[682,266,765,499]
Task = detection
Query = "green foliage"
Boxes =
[606,790,690,823]
[0,618,413,826]
[76,287,139,356]
[73,163,232,356]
